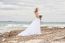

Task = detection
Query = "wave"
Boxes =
[0,24,65,33]
[0,24,65,28]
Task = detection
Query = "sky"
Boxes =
[0,0,65,22]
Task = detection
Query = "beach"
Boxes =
[0,27,65,43]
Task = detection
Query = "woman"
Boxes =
[18,8,42,36]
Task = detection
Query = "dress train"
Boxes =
[18,18,41,36]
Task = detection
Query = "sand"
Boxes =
[0,27,65,43]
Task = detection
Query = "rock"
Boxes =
[26,39,50,43]
[51,41,65,43]
[2,38,6,41]
[8,41,18,43]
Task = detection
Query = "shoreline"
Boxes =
[0,26,65,34]
[0,27,65,43]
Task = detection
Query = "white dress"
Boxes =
[18,18,41,36]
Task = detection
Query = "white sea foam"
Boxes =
[0,24,23,34]
[0,24,65,34]
[41,24,65,28]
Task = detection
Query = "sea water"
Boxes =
[0,21,65,33]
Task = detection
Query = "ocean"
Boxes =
[0,21,65,27]
[0,21,65,33]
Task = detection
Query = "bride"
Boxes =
[18,8,42,36]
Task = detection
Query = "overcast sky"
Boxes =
[0,0,65,22]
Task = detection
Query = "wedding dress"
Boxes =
[18,17,41,36]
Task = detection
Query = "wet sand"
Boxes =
[0,27,65,43]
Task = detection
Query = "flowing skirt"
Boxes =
[18,18,41,36]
